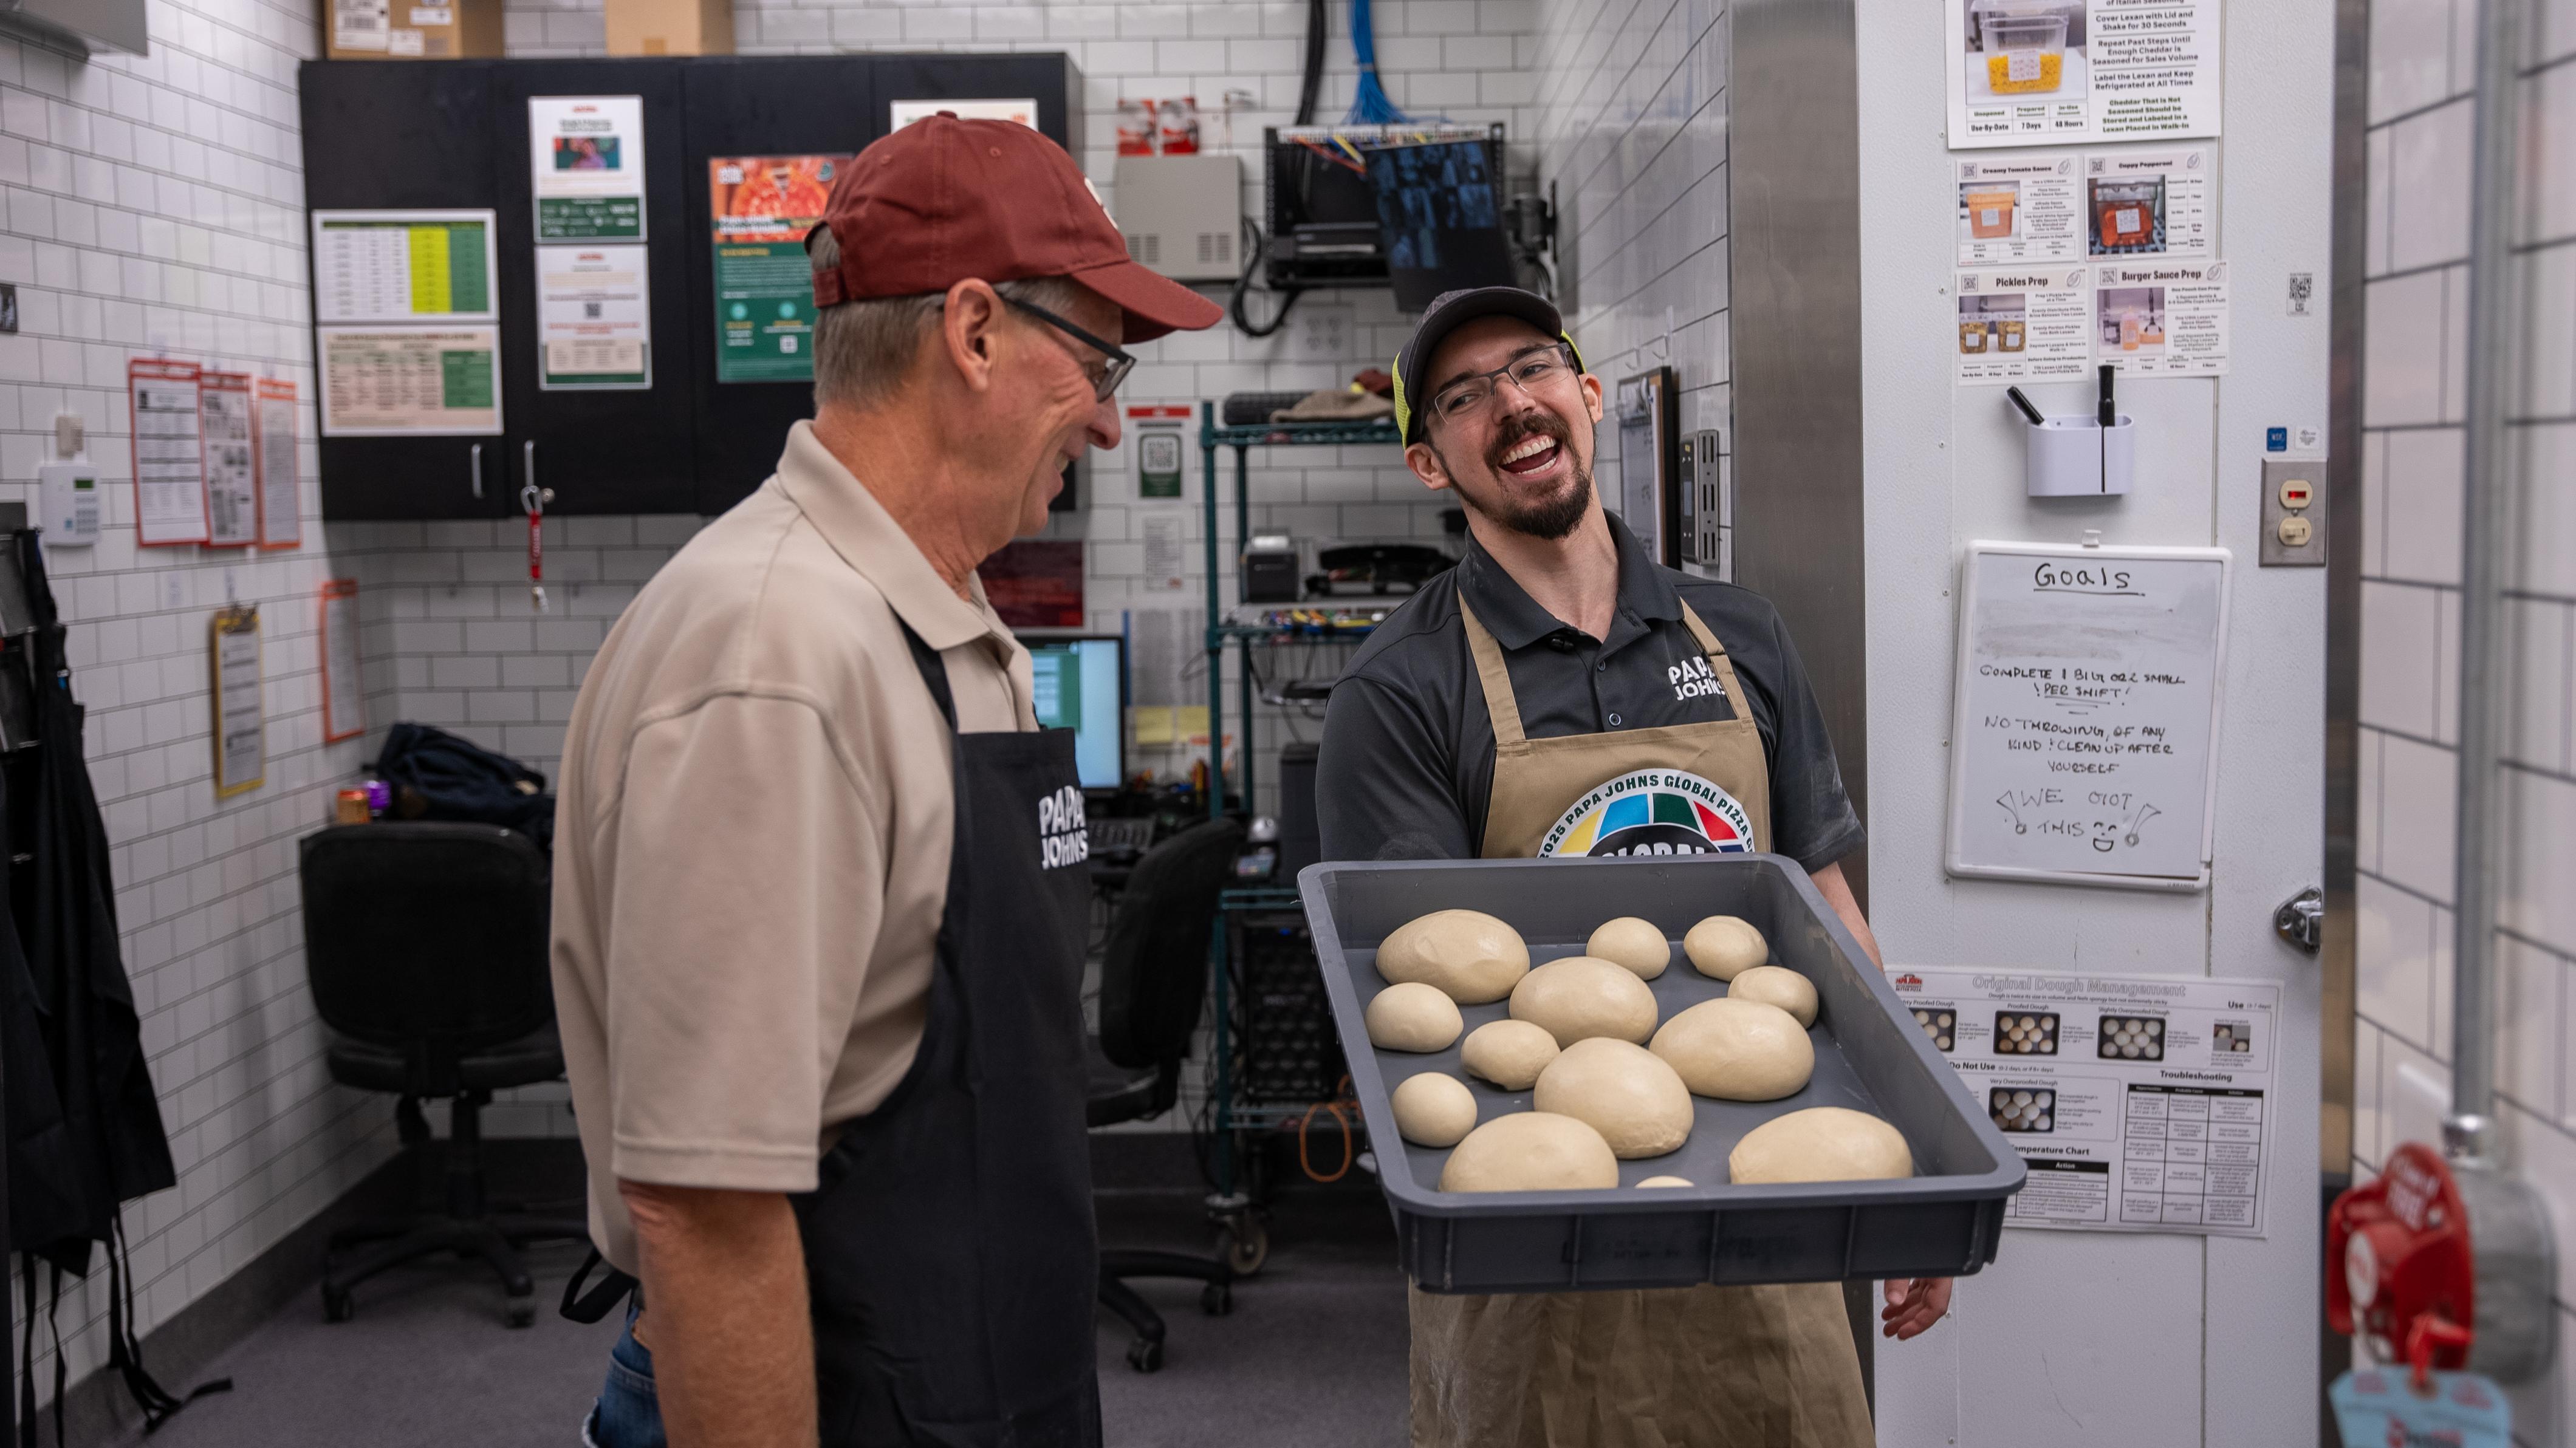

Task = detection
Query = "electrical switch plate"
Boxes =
[2259,457,2326,566]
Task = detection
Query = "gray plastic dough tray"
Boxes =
[1297,854,2026,1294]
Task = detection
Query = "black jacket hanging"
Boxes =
[4,533,174,1273]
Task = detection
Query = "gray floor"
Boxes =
[122,1183,1410,1448]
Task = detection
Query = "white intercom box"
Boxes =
[38,462,98,545]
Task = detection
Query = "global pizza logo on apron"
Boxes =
[1538,769,1755,858]
[1038,785,1089,869]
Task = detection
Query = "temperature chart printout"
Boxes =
[1893,967,2279,1237]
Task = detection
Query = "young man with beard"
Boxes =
[1315,286,1948,1446]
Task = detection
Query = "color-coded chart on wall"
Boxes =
[311,210,498,323]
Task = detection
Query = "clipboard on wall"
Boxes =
[320,581,364,743]
[211,605,265,797]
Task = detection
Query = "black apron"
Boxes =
[792,623,1101,1446]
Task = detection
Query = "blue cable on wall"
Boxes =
[1345,0,1411,125]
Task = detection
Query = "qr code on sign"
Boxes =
[2287,272,2314,316]
[584,302,602,319]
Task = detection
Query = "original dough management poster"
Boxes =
[1892,966,2279,1235]
[1947,0,2221,149]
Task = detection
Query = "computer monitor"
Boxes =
[1023,635,1126,791]
[1365,138,1515,312]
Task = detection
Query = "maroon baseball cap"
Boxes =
[810,112,1222,343]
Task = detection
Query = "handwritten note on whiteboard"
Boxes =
[1945,541,2232,891]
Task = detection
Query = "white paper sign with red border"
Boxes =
[129,358,210,547]
[255,378,301,548]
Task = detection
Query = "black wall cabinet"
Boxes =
[300,53,1081,521]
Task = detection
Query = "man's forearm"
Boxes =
[622,1181,817,1448]
[1808,859,1884,969]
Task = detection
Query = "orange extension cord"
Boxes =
[1297,1074,1360,1183]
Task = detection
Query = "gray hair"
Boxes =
[809,225,1088,409]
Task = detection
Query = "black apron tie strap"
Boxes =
[893,619,957,731]
[559,1247,641,1325]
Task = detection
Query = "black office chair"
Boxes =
[298,822,589,1327]
[1091,814,1247,1373]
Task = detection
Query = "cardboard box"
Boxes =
[605,0,732,55]
[325,0,501,58]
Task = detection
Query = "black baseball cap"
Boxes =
[1391,286,1587,443]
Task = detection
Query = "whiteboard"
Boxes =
[1945,541,2232,891]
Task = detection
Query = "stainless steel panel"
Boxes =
[1730,0,1868,909]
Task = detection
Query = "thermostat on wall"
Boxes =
[38,462,98,545]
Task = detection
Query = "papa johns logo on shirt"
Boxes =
[1038,786,1089,869]
[1670,654,1728,703]
[1538,768,1755,858]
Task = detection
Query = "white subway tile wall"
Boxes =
[2352,5,2576,1436]
[0,0,414,1410]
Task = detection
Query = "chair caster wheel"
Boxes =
[1125,1337,1163,1373]
[505,1294,536,1328]
[1199,1283,1232,1316]
[321,1286,354,1323]
[1216,1217,1269,1276]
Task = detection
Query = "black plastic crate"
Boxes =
[1298,855,2026,1294]
[1231,912,1348,1105]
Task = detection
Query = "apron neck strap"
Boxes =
[1458,593,1528,746]
[1464,595,1753,744]
[896,618,959,730]
[1677,601,1755,719]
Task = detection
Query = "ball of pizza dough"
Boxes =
[1637,1176,1694,1188]
[1684,915,1769,980]
[1532,1038,1694,1158]
[1726,965,1819,1028]
[1584,917,1672,980]
[1727,1107,1914,1184]
[1438,1112,1621,1193]
[1460,1019,1561,1091]
[1649,997,1815,1100]
[1376,909,1531,1005]
[1365,982,1465,1052]
[1390,1072,1479,1147]
[1509,957,1661,1048]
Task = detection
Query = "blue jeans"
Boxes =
[580,1308,665,1448]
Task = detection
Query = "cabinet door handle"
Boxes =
[470,442,484,499]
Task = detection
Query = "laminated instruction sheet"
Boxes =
[1954,147,2210,264]
[1955,267,2092,383]
[200,371,258,547]
[1892,966,2278,1236]
[1953,256,2228,383]
[529,96,645,241]
[1947,0,2222,148]
[531,98,653,392]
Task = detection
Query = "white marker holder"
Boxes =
[2025,414,2135,496]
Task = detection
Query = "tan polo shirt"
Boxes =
[550,420,1035,1273]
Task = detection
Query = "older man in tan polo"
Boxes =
[549,114,1221,1448]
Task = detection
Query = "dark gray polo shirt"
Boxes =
[1316,513,1864,872]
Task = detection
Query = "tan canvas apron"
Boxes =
[1406,598,1873,1448]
